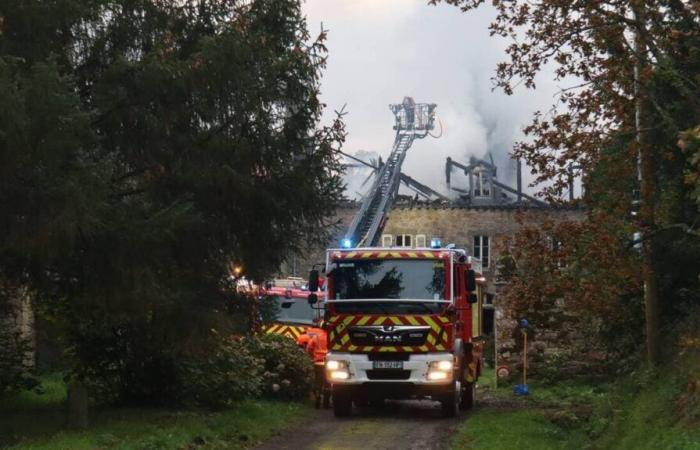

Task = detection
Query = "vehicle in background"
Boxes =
[262,280,330,408]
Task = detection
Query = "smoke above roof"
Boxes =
[304,0,563,199]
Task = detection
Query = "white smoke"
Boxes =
[304,0,563,198]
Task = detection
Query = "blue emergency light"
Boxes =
[430,238,442,248]
[341,238,353,249]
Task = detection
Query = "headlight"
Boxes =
[329,370,350,380]
[326,360,347,371]
[427,371,449,381]
[432,360,453,371]
[326,360,350,380]
[427,360,454,381]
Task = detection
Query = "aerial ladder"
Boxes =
[344,97,438,247]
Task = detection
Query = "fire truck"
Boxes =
[261,282,330,408]
[307,244,486,417]
[262,285,317,340]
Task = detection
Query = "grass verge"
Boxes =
[453,362,700,450]
[1,374,311,450]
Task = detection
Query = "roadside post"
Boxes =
[514,317,529,396]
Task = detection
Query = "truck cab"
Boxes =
[311,246,485,417]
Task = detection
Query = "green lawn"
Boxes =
[453,365,700,450]
[452,409,571,450]
[1,374,310,450]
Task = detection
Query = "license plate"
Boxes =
[372,361,403,370]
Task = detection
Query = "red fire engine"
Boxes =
[307,245,486,417]
[261,282,330,408]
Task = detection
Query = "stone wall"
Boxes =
[1,284,36,369]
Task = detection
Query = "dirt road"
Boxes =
[254,400,464,450]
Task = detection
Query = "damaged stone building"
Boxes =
[287,152,583,376]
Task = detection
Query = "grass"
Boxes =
[452,409,571,450]
[1,374,311,450]
[453,361,700,450]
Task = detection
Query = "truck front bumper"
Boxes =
[325,352,456,400]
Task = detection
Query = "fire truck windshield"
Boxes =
[270,296,315,325]
[330,259,447,307]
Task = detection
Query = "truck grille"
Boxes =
[366,370,412,380]
[348,325,430,347]
[367,353,410,361]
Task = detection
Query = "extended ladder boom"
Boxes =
[345,97,437,247]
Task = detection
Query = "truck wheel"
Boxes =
[333,393,352,418]
[460,381,475,410]
[441,381,460,417]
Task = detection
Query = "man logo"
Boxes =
[382,325,395,333]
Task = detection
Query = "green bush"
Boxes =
[248,334,313,400]
[68,318,180,406]
[178,336,264,408]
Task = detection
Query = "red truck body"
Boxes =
[318,247,486,417]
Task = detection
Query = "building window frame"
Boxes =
[473,170,491,198]
[381,234,393,247]
[396,234,412,248]
[473,235,490,268]
[415,234,427,248]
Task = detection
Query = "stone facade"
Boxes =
[1,284,36,368]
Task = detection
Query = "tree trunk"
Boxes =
[633,1,660,366]
[67,381,89,429]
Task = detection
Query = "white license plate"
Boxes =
[372,361,404,370]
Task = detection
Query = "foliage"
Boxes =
[247,333,314,401]
[67,315,181,406]
[434,0,700,365]
[178,336,264,409]
[2,384,307,450]
[0,0,344,404]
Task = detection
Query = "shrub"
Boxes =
[178,336,263,408]
[248,333,313,400]
[68,317,181,406]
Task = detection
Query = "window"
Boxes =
[474,170,491,197]
[395,234,412,248]
[473,235,490,268]
[415,234,427,248]
[381,234,393,247]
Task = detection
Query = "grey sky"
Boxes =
[303,0,563,197]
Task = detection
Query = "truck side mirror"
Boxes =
[468,293,478,304]
[465,269,476,292]
[308,269,319,292]
[307,293,318,305]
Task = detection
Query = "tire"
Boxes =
[333,393,352,418]
[441,381,460,418]
[460,381,475,410]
